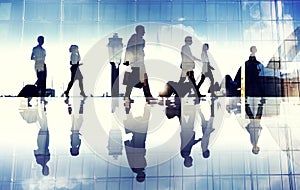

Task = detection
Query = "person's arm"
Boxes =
[31,48,35,60]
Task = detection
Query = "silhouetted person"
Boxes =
[245,98,264,154]
[124,25,156,103]
[34,103,50,176]
[179,36,204,98]
[245,46,265,97]
[198,97,216,158]
[197,43,215,96]
[31,36,47,103]
[165,98,201,167]
[180,103,201,167]
[64,45,87,98]
[123,105,150,182]
[69,98,85,156]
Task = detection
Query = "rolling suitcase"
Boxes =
[18,85,39,97]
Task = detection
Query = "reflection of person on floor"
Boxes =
[180,103,201,167]
[179,36,204,98]
[165,99,201,167]
[123,104,150,182]
[64,45,87,98]
[245,46,265,97]
[198,98,216,158]
[197,43,215,96]
[34,104,50,176]
[245,99,264,154]
[31,36,47,103]
[69,98,85,156]
[124,25,156,103]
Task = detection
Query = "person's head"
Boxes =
[252,145,260,155]
[70,147,80,156]
[203,43,209,51]
[136,171,146,182]
[202,149,210,158]
[135,25,145,37]
[184,36,193,45]
[183,156,193,168]
[42,165,49,176]
[250,46,257,54]
[69,45,79,53]
[37,36,44,46]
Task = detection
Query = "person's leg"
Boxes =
[143,79,153,97]
[197,74,206,89]
[36,70,46,97]
[187,71,202,97]
[65,66,76,97]
[78,79,87,97]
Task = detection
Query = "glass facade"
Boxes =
[1,0,300,189]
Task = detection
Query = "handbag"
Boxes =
[123,71,131,85]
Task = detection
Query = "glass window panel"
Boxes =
[242,21,262,41]
[232,176,246,190]
[11,2,23,21]
[195,177,210,190]
[132,179,146,189]
[158,177,171,189]
[25,1,60,21]
[183,3,194,21]
[206,3,217,21]
[158,161,171,176]
[146,178,157,190]
[120,179,133,190]
[95,180,106,190]
[161,2,171,21]
[257,175,271,189]
[23,21,60,43]
[227,2,241,21]
[107,162,120,177]
[227,22,243,41]
[149,3,161,21]
[269,176,284,190]
[69,157,83,179]
[81,181,95,190]
[216,3,227,21]
[1,182,11,190]
[101,4,116,21]
[0,3,11,20]
[137,3,149,21]
[220,176,233,189]
[0,158,12,182]
[282,2,293,19]
[13,157,33,181]
[172,3,183,21]
[242,1,261,21]
[293,2,300,20]
[82,156,95,179]
[182,176,196,190]
[193,3,206,21]
[260,1,273,20]
[115,3,129,21]
[55,156,70,178]
[64,2,98,22]
[147,165,158,178]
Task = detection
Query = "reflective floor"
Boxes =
[1,96,300,190]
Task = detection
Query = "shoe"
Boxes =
[64,91,69,98]
[40,99,48,105]
[80,92,87,98]
[146,97,157,103]
[124,97,134,103]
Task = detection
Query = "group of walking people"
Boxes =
[30,35,87,104]
[31,25,266,104]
